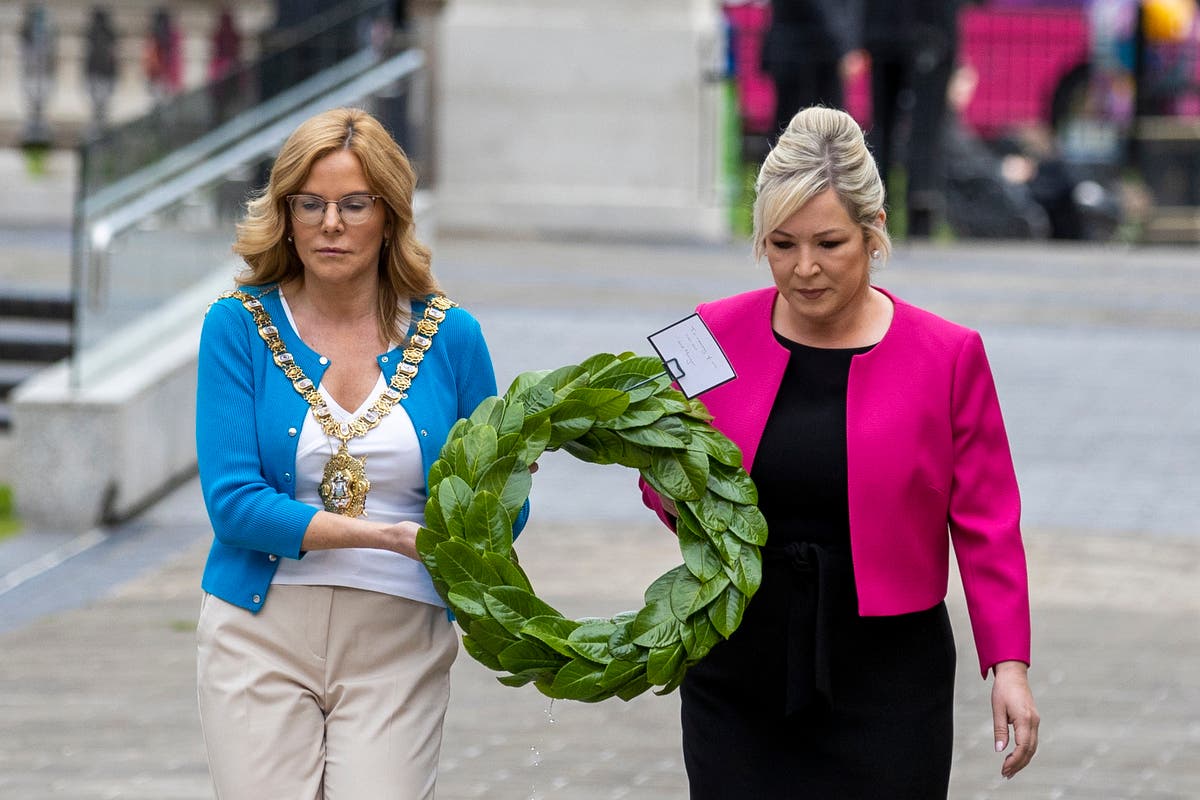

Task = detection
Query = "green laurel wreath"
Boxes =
[416,352,766,702]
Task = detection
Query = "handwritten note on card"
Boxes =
[647,314,736,398]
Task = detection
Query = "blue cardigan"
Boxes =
[195,285,527,612]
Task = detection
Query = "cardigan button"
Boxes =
[268,554,278,562]
[252,594,262,604]
[319,356,329,365]
[284,473,292,482]
[287,427,297,437]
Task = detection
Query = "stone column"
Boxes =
[435,0,728,241]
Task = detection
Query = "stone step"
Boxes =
[0,361,54,432]
[0,290,73,321]
[0,318,72,363]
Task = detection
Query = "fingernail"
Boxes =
[995,741,1005,752]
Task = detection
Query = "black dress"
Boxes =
[680,335,957,799]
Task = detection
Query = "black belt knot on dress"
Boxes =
[763,540,849,716]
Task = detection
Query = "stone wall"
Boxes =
[435,0,729,242]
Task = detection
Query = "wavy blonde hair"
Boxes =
[233,107,437,345]
[751,106,891,264]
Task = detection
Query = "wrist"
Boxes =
[992,660,1029,679]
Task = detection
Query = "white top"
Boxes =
[270,296,443,607]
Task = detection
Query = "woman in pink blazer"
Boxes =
[641,107,1039,798]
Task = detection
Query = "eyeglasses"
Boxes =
[286,193,380,226]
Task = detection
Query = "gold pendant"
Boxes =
[319,443,370,517]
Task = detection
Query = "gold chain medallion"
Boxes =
[218,288,456,517]
[319,444,370,518]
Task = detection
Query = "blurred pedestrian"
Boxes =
[208,6,242,121]
[195,107,528,799]
[208,7,241,83]
[83,6,118,136]
[142,6,182,105]
[640,106,1039,797]
[19,3,56,145]
[862,0,963,237]
[941,63,1052,240]
[761,0,866,141]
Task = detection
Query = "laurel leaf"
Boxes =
[566,620,619,664]
[459,425,499,483]
[706,462,758,504]
[645,641,686,686]
[676,521,725,582]
[563,387,631,421]
[707,584,748,639]
[461,631,504,671]
[669,568,731,621]
[497,467,533,521]
[497,638,562,674]
[482,551,533,594]
[547,661,609,702]
[435,540,502,587]
[468,395,505,428]
[546,400,598,449]
[644,447,709,502]
[686,425,743,467]
[435,475,474,540]
[680,612,722,660]
[463,490,512,558]
[446,580,490,620]
[520,615,584,659]
[727,505,769,546]
[503,369,551,405]
[606,619,647,663]
[630,599,683,648]
[723,543,762,598]
[496,669,549,688]
[485,586,563,636]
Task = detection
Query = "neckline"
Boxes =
[763,285,899,359]
[275,287,403,362]
[771,329,876,354]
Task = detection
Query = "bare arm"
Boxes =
[300,511,421,560]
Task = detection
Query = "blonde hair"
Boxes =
[751,106,891,263]
[233,107,438,345]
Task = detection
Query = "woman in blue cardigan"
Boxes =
[195,107,523,799]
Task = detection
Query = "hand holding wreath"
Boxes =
[416,352,766,702]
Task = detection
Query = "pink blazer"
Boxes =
[641,286,1031,677]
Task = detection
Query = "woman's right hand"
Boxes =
[301,512,421,559]
[378,519,422,560]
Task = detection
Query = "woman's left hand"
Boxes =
[991,660,1040,779]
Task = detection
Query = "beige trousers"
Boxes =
[196,586,458,800]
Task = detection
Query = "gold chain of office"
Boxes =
[218,288,456,517]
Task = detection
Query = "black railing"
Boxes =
[77,0,393,200]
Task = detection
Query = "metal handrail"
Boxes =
[85,50,423,252]
[77,0,392,199]
[81,49,378,220]
[70,47,426,387]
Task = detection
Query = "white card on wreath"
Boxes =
[647,314,736,399]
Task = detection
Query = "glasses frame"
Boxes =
[285,193,383,226]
